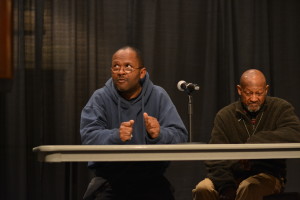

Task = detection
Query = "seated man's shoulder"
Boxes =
[216,101,238,116]
[222,100,239,110]
[91,87,110,99]
[152,85,169,96]
[267,96,292,107]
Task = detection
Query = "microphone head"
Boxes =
[177,80,186,91]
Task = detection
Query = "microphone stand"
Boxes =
[177,81,199,142]
[184,87,198,142]
[187,94,193,142]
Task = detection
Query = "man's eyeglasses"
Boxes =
[111,64,143,74]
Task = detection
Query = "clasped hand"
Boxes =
[119,112,160,142]
[143,112,160,139]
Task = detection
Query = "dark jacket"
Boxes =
[206,96,300,193]
[80,73,188,178]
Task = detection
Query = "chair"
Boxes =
[264,192,300,200]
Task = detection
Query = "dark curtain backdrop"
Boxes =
[1,0,300,199]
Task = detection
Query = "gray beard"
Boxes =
[246,105,261,113]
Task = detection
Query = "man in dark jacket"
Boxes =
[192,69,300,200]
[80,46,188,200]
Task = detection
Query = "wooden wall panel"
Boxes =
[0,0,13,79]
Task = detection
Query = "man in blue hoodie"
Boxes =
[80,46,188,200]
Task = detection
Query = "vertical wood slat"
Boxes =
[0,0,13,79]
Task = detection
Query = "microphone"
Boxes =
[177,80,200,92]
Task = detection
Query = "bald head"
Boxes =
[239,69,267,88]
[237,69,269,112]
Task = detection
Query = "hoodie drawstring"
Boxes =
[142,96,147,143]
[118,98,121,125]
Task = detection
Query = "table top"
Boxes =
[33,143,300,162]
[32,143,300,162]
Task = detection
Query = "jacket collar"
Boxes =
[235,96,269,119]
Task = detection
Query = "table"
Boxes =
[33,143,300,162]
[33,143,300,200]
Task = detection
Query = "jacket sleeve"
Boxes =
[146,88,188,144]
[80,93,124,145]
[205,113,238,193]
[247,100,300,143]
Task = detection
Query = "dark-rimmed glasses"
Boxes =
[111,64,143,74]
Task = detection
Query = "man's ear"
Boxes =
[237,85,242,96]
[140,67,147,79]
[265,85,270,94]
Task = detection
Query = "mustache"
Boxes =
[117,76,128,81]
[117,74,126,78]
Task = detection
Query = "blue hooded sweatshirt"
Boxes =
[80,73,188,177]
